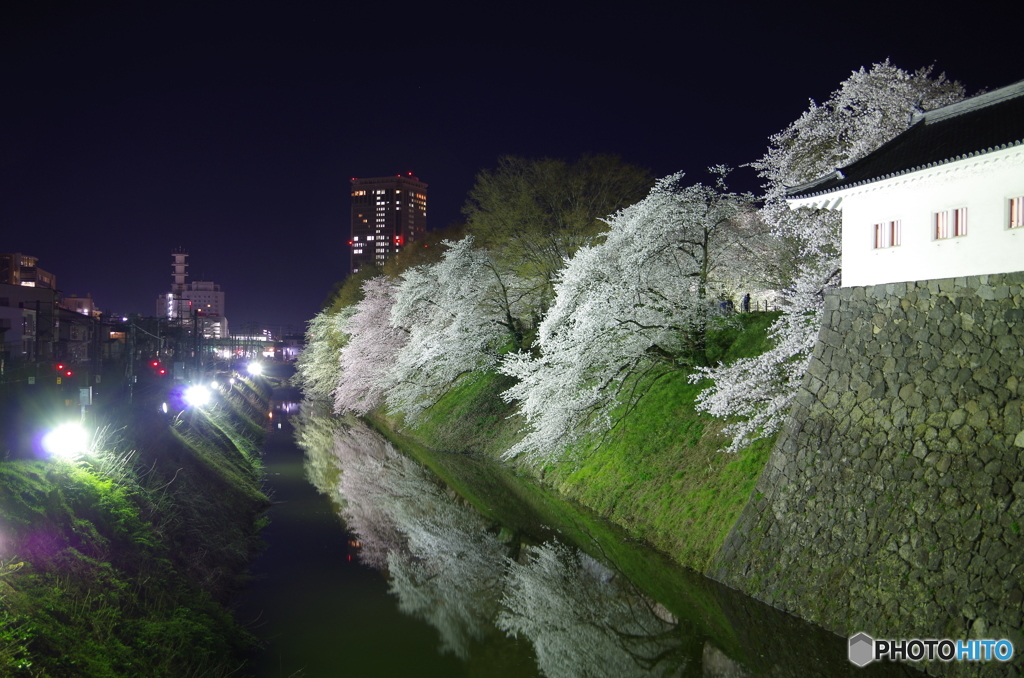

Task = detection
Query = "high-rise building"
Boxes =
[349,174,427,274]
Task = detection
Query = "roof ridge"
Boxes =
[911,78,1024,125]
[787,138,1024,200]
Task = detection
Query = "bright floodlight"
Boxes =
[247,362,263,376]
[183,384,212,408]
[42,423,89,461]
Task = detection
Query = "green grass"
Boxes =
[544,371,775,571]
[398,370,525,457]
[0,382,270,677]
[391,311,782,574]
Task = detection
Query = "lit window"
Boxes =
[934,208,967,239]
[873,221,901,248]
[1010,197,1024,229]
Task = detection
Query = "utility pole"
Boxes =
[127,319,136,402]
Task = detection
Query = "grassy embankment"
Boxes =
[385,311,781,574]
[0,377,271,677]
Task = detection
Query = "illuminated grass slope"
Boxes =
[394,312,781,572]
[0,377,271,677]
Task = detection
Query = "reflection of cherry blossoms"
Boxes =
[300,416,689,673]
[500,542,686,677]
[327,421,506,658]
[294,402,347,502]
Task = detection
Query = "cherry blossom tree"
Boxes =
[753,60,965,213]
[293,308,351,402]
[385,236,535,422]
[333,276,407,416]
[500,172,757,463]
[693,61,965,453]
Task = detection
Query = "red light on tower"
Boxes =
[56,363,65,371]
[64,369,73,377]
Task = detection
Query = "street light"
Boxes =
[246,362,263,376]
[42,422,89,462]
[183,384,212,408]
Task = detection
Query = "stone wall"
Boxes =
[709,272,1024,677]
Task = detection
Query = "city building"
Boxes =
[0,305,37,362]
[350,174,427,274]
[0,252,56,289]
[0,283,58,361]
[61,293,100,318]
[787,79,1024,287]
[155,250,229,338]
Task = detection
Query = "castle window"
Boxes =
[934,208,967,239]
[1010,197,1023,229]
[873,220,901,248]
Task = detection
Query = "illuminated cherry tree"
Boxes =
[386,236,534,422]
[293,308,351,402]
[693,61,965,452]
[333,276,406,416]
[500,171,757,462]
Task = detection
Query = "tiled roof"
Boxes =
[786,79,1024,199]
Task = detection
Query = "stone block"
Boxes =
[976,285,996,300]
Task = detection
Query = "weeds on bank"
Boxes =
[0,384,269,677]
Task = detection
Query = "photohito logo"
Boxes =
[849,632,1015,666]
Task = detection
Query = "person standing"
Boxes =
[742,293,751,313]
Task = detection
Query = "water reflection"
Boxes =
[293,408,921,678]
[501,542,687,677]
[296,412,686,675]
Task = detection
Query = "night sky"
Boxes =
[2,2,1021,334]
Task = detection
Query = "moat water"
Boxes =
[235,395,922,677]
